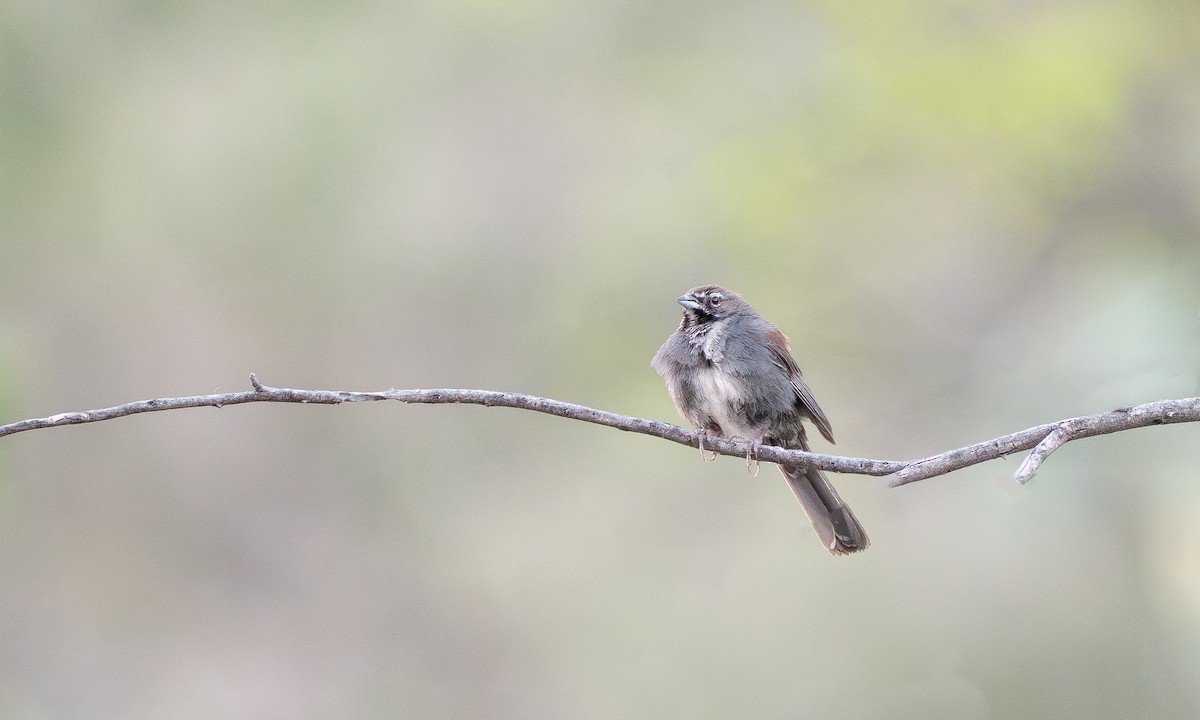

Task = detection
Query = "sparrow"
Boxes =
[652,285,869,555]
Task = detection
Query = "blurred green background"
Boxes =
[3,0,1200,717]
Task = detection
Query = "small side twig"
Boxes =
[1013,423,1077,485]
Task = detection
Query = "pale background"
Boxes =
[2,1,1200,718]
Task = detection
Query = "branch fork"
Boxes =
[1014,422,1079,485]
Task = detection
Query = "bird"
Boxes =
[652,285,869,555]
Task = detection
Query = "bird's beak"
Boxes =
[677,294,703,312]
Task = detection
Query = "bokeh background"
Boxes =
[3,0,1200,717]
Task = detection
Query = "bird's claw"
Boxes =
[726,436,762,476]
[697,431,718,462]
[744,441,761,477]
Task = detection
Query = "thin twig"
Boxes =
[1013,423,1076,485]
[1,375,1197,486]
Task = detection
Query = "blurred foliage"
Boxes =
[2,0,1200,718]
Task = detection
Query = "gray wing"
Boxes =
[765,328,835,444]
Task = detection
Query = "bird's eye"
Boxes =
[709,296,721,307]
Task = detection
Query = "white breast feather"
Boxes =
[701,322,726,363]
[691,364,756,439]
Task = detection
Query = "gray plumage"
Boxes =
[652,285,869,555]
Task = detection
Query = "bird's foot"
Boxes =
[729,436,762,477]
[697,431,718,462]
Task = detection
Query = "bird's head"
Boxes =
[676,285,750,322]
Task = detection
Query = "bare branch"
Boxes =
[1,375,1197,487]
[885,398,1200,486]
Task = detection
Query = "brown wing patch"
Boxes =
[766,328,835,444]
[765,329,799,372]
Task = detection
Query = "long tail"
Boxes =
[780,457,869,555]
